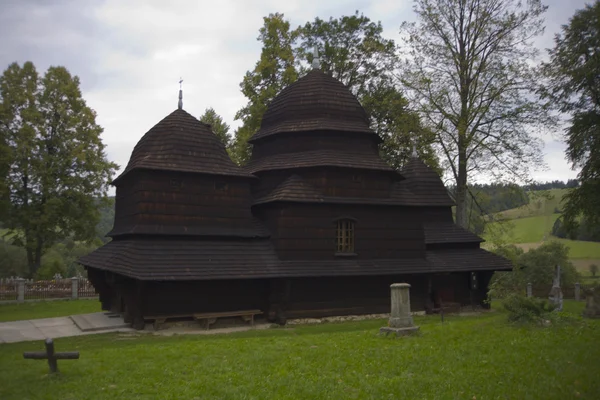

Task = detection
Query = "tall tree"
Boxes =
[541,1,600,233]
[199,107,231,148]
[400,0,549,228]
[231,13,299,165]
[297,11,439,171]
[0,62,118,277]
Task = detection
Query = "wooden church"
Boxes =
[79,66,512,329]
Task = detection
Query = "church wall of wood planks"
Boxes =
[79,67,511,329]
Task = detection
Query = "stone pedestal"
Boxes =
[71,277,79,300]
[16,278,25,302]
[380,283,419,337]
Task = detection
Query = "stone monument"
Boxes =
[380,283,420,337]
[548,265,563,311]
[583,286,600,319]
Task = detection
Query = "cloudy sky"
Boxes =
[0,0,591,187]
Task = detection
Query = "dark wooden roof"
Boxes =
[79,238,280,280]
[249,69,379,144]
[423,223,484,244]
[113,109,252,183]
[107,217,270,238]
[245,149,396,175]
[79,240,511,281]
[399,157,455,206]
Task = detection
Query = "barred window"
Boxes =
[336,219,355,253]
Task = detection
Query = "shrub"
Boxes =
[590,264,598,278]
[502,295,556,324]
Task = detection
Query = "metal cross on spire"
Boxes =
[312,47,320,69]
[178,77,183,110]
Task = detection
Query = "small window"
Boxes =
[336,219,355,253]
[214,181,228,191]
[170,179,182,188]
[352,174,362,182]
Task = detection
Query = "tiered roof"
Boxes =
[249,69,379,143]
[113,109,253,183]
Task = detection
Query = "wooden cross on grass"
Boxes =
[23,338,80,374]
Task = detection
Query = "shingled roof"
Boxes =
[249,69,379,143]
[399,157,455,206]
[245,149,396,175]
[79,239,511,281]
[113,109,252,183]
[423,223,484,244]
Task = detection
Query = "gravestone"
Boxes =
[583,287,600,319]
[380,283,420,337]
[548,265,563,311]
[23,338,80,373]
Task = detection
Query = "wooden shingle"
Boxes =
[249,70,379,143]
[113,109,253,183]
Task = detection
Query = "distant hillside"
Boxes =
[493,188,566,219]
[482,188,600,273]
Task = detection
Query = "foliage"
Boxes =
[488,241,580,299]
[230,13,299,165]
[526,179,579,191]
[590,264,598,278]
[502,294,556,324]
[94,196,114,244]
[400,0,549,228]
[0,299,101,322]
[1,310,599,399]
[552,216,600,242]
[541,2,600,235]
[0,239,28,277]
[199,107,231,148]
[0,62,118,277]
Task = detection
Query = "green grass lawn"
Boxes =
[0,300,101,322]
[1,305,599,400]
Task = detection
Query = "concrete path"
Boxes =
[0,312,134,344]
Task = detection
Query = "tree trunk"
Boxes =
[455,143,469,229]
[25,236,43,277]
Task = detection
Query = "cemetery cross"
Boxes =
[23,338,80,373]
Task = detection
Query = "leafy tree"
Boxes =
[231,13,299,165]
[400,0,549,228]
[541,1,600,234]
[199,107,231,148]
[0,240,28,278]
[0,62,118,277]
[489,241,580,299]
[590,264,598,278]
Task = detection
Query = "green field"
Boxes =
[483,188,600,263]
[1,304,599,400]
[0,300,101,323]
[495,188,567,219]
[484,214,560,244]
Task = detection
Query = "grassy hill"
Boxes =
[483,188,600,274]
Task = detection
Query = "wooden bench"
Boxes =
[146,310,262,331]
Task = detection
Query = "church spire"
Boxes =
[312,47,320,69]
[411,137,418,158]
[178,78,183,110]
